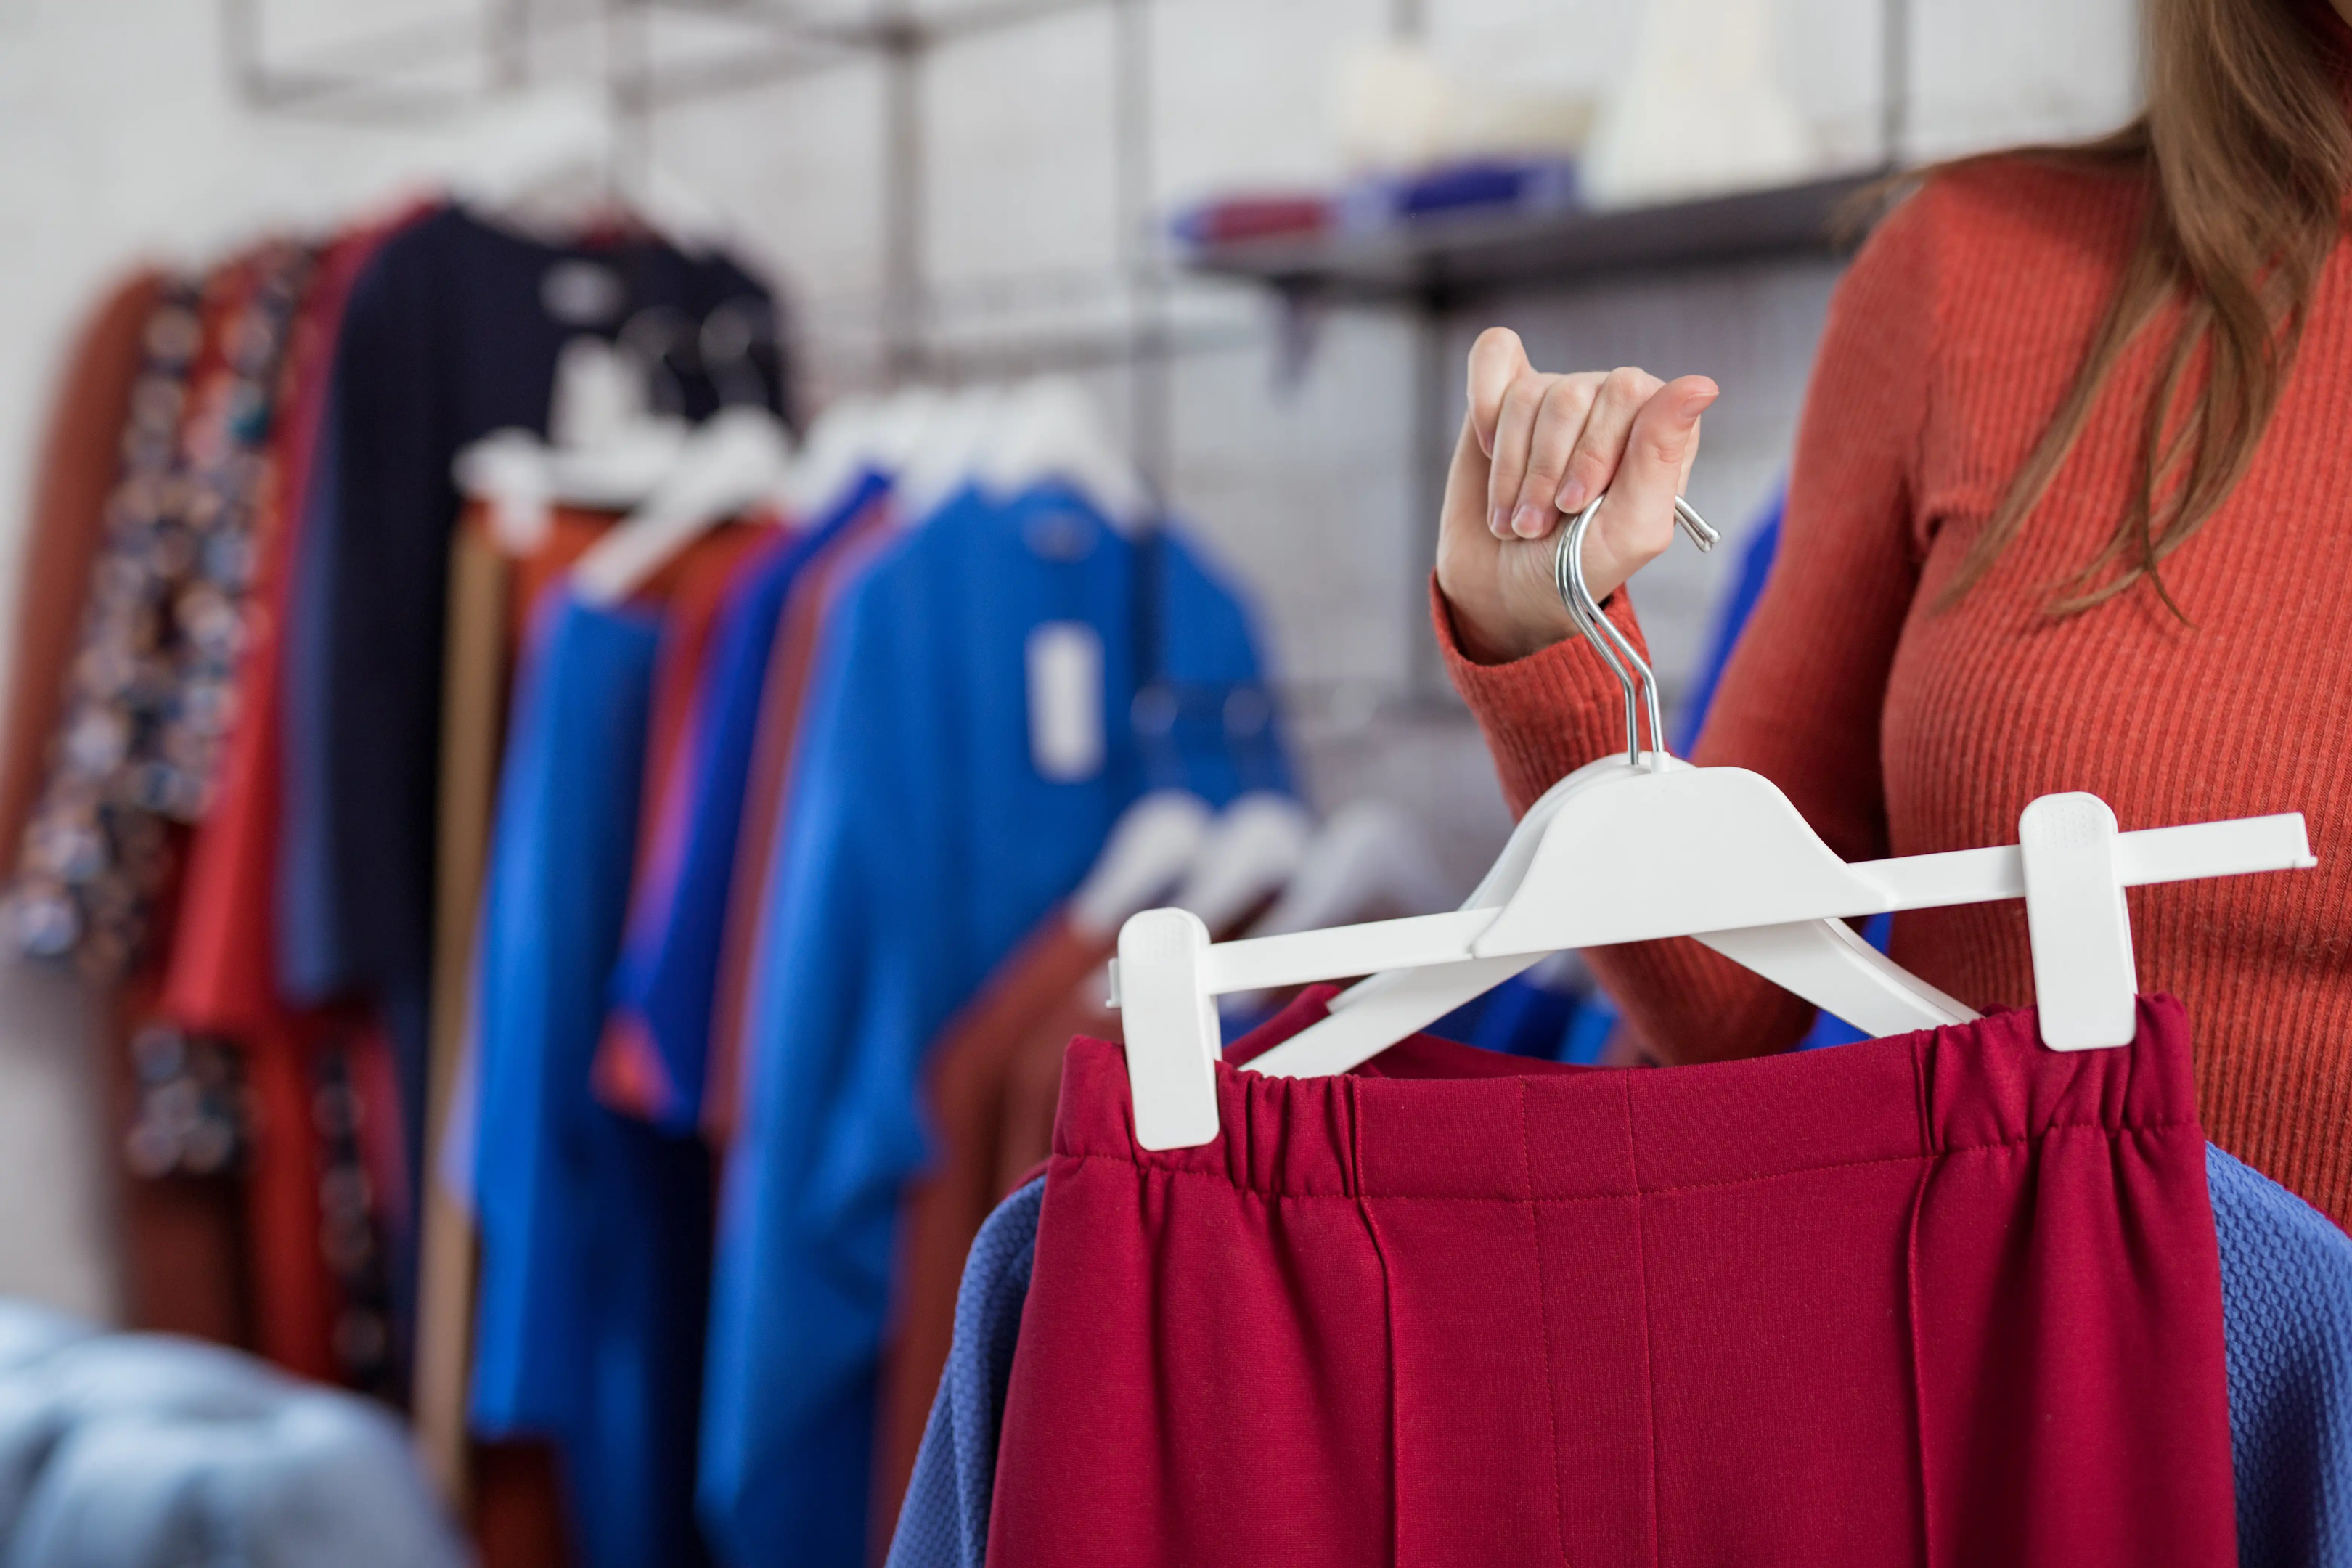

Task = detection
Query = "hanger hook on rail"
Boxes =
[1553,493,1718,769]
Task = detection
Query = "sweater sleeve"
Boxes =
[1440,184,1942,1064]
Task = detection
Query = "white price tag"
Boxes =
[1026,622,1104,783]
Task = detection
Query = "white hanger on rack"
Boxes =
[1243,799,1452,939]
[1108,493,2318,1151]
[895,384,1009,524]
[1221,801,1453,1018]
[1164,793,1316,937]
[455,84,732,256]
[1068,792,1217,939]
[979,377,1149,534]
[569,405,793,605]
[769,393,886,520]
[452,338,697,550]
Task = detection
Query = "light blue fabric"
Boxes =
[2209,1146,2352,1568]
[698,487,1282,1568]
[0,1310,463,1568]
[886,1156,2352,1568]
[883,1179,1042,1568]
[468,589,711,1568]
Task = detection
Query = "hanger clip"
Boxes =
[1116,908,1222,1150]
[2018,793,2138,1050]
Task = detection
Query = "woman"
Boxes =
[1435,0,2352,1228]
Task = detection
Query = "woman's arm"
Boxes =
[1436,189,1941,1063]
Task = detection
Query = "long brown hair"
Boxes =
[1939,0,2352,615]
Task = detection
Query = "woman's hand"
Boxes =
[1434,327,1718,664]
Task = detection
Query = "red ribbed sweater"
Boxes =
[1442,158,2352,1230]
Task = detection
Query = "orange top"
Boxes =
[1440,159,2352,1230]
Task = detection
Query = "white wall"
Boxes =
[0,0,2139,1315]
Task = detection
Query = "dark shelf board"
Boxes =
[1180,170,1888,306]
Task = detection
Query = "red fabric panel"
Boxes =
[989,992,2236,1567]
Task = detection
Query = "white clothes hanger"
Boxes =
[1246,800,1452,939]
[569,406,793,605]
[1069,792,1217,939]
[1230,494,1974,1073]
[452,338,694,547]
[1109,494,2317,1151]
[769,393,888,520]
[455,84,732,257]
[451,429,557,556]
[865,386,948,491]
[1222,801,1453,1018]
[894,385,1010,524]
[978,378,1149,535]
[1165,793,1317,938]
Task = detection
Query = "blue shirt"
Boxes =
[890,1150,2352,1568]
[601,471,891,1130]
[698,487,1283,1568]
[467,589,712,1568]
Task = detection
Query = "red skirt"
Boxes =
[987,989,2236,1567]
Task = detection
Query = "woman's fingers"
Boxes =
[1485,372,1553,536]
[1508,372,1604,537]
[1466,327,1531,458]
[1554,367,1662,516]
[1578,375,1719,601]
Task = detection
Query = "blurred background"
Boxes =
[0,2,2136,1564]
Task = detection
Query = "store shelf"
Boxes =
[1180,170,1888,306]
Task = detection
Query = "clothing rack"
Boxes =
[216,0,1915,709]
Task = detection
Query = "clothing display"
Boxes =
[154,217,416,1394]
[986,987,2237,1566]
[698,494,899,1146]
[1439,160,2352,1229]
[0,271,166,869]
[468,584,719,1568]
[275,205,787,1264]
[699,485,1282,1568]
[10,115,2351,1568]
[595,473,889,1131]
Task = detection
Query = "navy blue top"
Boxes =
[276,206,782,1251]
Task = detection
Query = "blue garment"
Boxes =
[468,591,711,1568]
[883,1179,1042,1568]
[1463,971,1584,1063]
[698,486,1282,1568]
[0,1310,464,1568]
[602,470,889,1131]
[885,1156,2352,1568]
[2210,1145,2352,1568]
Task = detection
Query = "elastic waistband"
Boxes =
[1053,995,2200,1201]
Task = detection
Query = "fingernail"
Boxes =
[1490,506,1512,536]
[1680,388,1716,420]
[1556,479,1588,513]
[1511,504,1546,538]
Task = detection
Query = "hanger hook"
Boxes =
[1554,493,1718,769]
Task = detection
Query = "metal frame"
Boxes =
[220,0,1914,699]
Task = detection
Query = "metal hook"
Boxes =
[1553,492,1717,769]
